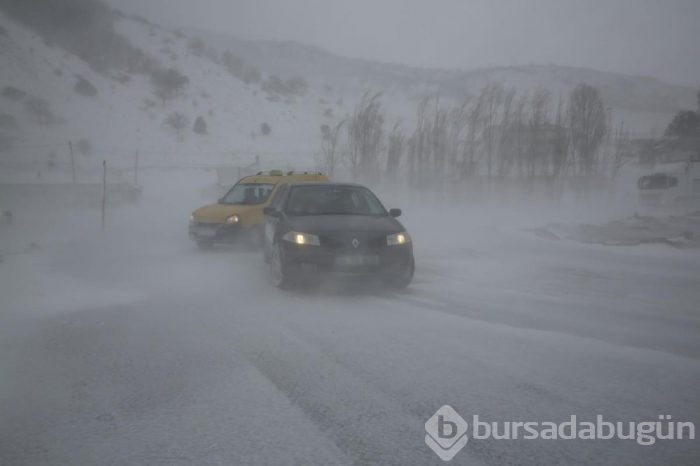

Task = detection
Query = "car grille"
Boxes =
[320,232,386,251]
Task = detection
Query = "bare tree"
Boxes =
[526,87,551,178]
[320,119,346,179]
[608,121,630,182]
[430,97,449,185]
[385,121,405,184]
[481,82,504,178]
[551,97,570,181]
[407,97,431,188]
[496,87,517,178]
[164,112,190,140]
[514,92,532,179]
[445,99,470,193]
[461,92,486,179]
[568,84,608,176]
[347,92,384,181]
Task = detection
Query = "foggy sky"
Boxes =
[109,0,700,87]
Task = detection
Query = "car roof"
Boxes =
[285,182,368,189]
[239,172,328,185]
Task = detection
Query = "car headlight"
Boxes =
[189,214,195,222]
[387,231,410,246]
[282,231,320,246]
[225,214,240,224]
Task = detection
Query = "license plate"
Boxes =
[335,254,379,267]
[196,226,217,238]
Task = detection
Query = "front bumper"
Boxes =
[280,241,413,279]
[189,221,245,243]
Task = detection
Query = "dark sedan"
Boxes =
[263,183,414,289]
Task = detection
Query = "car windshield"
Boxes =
[286,185,387,216]
[222,183,275,205]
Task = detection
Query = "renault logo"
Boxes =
[351,238,360,248]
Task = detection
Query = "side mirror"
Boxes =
[263,206,280,217]
[389,208,402,218]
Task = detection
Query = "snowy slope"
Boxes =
[0,3,695,181]
[198,30,696,137]
[0,11,329,178]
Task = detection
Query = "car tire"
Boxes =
[270,242,290,288]
[385,257,414,290]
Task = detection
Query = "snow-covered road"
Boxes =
[1,177,699,465]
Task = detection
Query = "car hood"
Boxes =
[287,214,404,234]
[192,203,258,223]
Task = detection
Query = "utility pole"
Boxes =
[68,140,76,183]
[101,160,107,231]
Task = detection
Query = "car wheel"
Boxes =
[386,257,414,290]
[270,242,289,288]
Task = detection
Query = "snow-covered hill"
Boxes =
[0,8,332,179]
[0,0,696,181]
[199,30,697,137]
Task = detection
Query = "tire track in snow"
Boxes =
[242,321,485,466]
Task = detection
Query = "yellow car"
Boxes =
[189,170,328,248]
